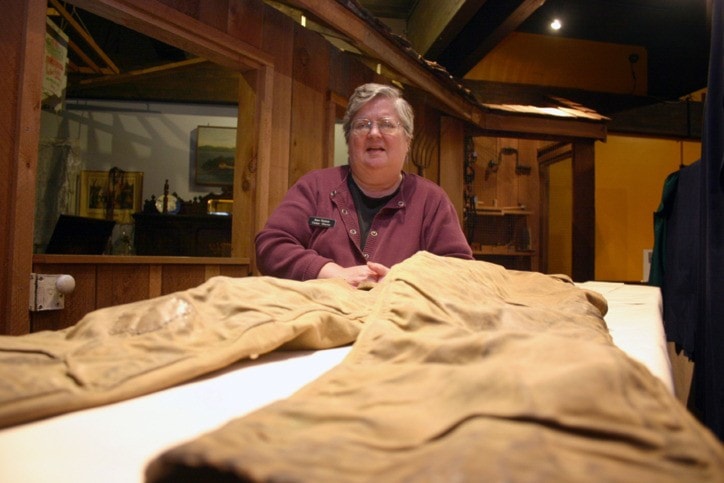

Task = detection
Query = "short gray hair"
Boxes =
[342,83,414,143]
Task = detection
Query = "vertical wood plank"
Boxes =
[474,136,498,207]
[155,0,199,18]
[96,264,150,308]
[439,116,466,222]
[0,0,46,335]
[227,0,264,46]
[234,73,258,260]
[290,81,326,183]
[518,140,540,271]
[161,265,205,294]
[408,95,440,181]
[539,157,551,274]
[204,264,221,280]
[197,0,228,31]
[572,140,595,281]
[496,138,518,207]
[219,265,251,277]
[27,260,251,332]
[148,264,163,298]
[251,66,275,266]
[289,23,329,184]
[261,6,294,221]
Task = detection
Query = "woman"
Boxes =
[255,83,473,287]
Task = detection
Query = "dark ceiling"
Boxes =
[360,0,710,102]
[521,2,699,100]
[517,0,709,101]
[55,0,712,119]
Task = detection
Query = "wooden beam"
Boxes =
[77,57,209,88]
[282,0,479,123]
[433,0,545,79]
[1,0,46,334]
[279,0,605,142]
[452,0,546,76]
[67,0,274,71]
[66,38,106,75]
[571,140,595,282]
[474,111,608,141]
[439,116,467,222]
[48,0,120,73]
[538,142,573,167]
[608,99,703,139]
[407,0,486,58]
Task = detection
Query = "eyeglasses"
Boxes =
[350,118,401,136]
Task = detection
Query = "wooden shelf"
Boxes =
[473,246,534,257]
[474,206,532,216]
[469,205,534,271]
[33,254,250,265]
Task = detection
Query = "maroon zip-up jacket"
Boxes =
[255,166,473,281]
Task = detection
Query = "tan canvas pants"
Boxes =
[0,274,368,428]
[146,253,724,482]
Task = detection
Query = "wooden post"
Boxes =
[439,116,466,223]
[571,140,596,281]
[0,0,46,334]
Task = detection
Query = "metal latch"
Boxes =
[29,273,76,312]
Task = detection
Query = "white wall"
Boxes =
[334,123,348,166]
[41,99,238,204]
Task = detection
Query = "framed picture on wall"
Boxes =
[195,126,236,186]
[78,170,144,222]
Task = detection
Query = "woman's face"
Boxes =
[347,96,410,187]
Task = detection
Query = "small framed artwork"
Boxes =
[195,126,236,186]
[78,170,144,222]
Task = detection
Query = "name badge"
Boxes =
[308,216,336,228]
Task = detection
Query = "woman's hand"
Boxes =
[318,261,390,287]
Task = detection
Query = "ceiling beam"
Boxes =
[68,0,274,71]
[281,0,480,123]
[275,0,606,140]
[77,57,209,88]
[407,0,487,59]
[48,0,120,74]
[438,0,545,78]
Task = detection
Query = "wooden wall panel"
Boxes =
[407,94,440,181]
[475,137,541,210]
[262,6,294,219]
[156,0,199,18]
[439,116,466,221]
[572,140,595,282]
[235,73,260,260]
[289,24,330,183]
[291,22,329,92]
[30,265,97,332]
[219,265,251,277]
[328,48,351,100]
[289,83,326,183]
[29,257,251,332]
[496,138,519,208]
[227,0,264,46]
[471,136,541,272]
[197,0,227,30]
[0,0,46,335]
[96,265,151,309]
[161,265,206,294]
[517,140,540,271]
[475,136,497,207]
